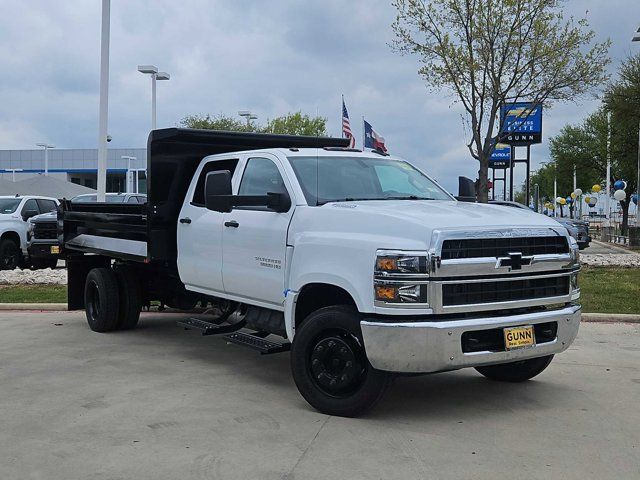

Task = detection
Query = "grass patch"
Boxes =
[0,284,67,303]
[579,266,640,314]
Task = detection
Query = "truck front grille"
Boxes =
[442,276,570,306]
[441,236,568,260]
[33,222,57,240]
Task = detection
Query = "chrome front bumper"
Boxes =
[361,304,581,373]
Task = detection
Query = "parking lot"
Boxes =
[1,311,638,479]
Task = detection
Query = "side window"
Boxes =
[22,199,39,215]
[37,199,58,213]
[238,158,288,197]
[191,159,239,207]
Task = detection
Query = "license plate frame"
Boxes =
[504,325,535,350]
[50,245,60,254]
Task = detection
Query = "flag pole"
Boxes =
[341,95,344,139]
[362,116,365,152]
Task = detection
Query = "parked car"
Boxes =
[0,195,59,270]
[489,200,591,249]
[60,129,581,417]
[27,193,147,269]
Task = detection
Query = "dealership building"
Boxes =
[0,148,147,193]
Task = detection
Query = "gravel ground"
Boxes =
[580,253,640,268]
[0,268,67,285]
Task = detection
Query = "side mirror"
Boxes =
[266,192,291,213]
[205,170,233,212]
[23,209,39,221]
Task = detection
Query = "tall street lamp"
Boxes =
[138,65,170,131]
[35,143,55,176]
[632,27,640,228]
[238,110,258,129]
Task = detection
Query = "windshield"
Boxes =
[0,198,21,214]
[288,156,453,205]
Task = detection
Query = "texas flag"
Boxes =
[363,119,387,153]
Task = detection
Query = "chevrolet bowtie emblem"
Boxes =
[497,252,532,270]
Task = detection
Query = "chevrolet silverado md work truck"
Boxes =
[60,128,581,417]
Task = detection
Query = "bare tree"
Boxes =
[392,0,610,201]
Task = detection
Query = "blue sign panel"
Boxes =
[500,102,542,145]
[489,142,511,169]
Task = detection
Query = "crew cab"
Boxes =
[60,129,581,417]
[0,195,59,270]
[28,193,147,269]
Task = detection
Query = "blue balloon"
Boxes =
[614,180,625,191]
[566,196,573,204]
[633,193,638,205]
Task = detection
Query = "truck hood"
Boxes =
[331,200,562,230]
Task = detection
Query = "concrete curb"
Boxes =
[581,313,640,324]
[0,303,68,311]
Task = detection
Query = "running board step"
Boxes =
[177,317,245,336]
[224,332,291,355]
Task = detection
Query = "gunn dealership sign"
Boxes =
[499,102,542,145]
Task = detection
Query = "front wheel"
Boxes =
[475,355,554,382]
[290,306,393,417]
[0,239,21,270]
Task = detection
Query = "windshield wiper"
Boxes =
[383,195,436,201]
[317,195,436,205]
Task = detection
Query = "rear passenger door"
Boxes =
[177,158,239,295]
[36,199,58,214]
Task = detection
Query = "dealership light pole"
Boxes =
[5,168,23,182]
[96,0,111,202]
[138,66,170,131]
[35,143,55,176]
[238,110,258,129]
[633,27,640,227]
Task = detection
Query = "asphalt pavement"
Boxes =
[583,240,632,254]
[1,311,639,480]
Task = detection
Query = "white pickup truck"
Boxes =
[61,129,581,417]
[0,195,59,269]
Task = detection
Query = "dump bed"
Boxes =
[61,128,349,264]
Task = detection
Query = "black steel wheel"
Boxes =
[0,238,21,270]
[84,267,120,332]
[291,306,393,417]
[475,355,554,382]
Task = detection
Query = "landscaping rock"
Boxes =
[0,268,67,285]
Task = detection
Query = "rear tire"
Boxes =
[290,306,393,417]
[475,355,554,382]
[0,238,21,270]
[114,267,141,330]
[84,267,120,332]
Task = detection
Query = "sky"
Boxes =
[1,0,639,194]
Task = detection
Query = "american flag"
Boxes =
[342,96,356,148]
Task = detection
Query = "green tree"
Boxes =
[180,111,328,136]
[391,0,610,202]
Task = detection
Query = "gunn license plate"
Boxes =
[50,246,60,254]
[504,325,535,350]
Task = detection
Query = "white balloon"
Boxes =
[614,189,626,201]
[591,197,598,205]
[574,188,582,196]
[556,196,563,203]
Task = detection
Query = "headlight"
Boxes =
[375,250,429,306]
[375,251,428,275]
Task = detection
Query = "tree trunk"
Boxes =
[620,200,630,236]
[477,156,489,203]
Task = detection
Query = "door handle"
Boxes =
[179,217,191,224]
[224,220,239,228]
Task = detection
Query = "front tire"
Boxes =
[84,268,120,332]
[0,238,21,270]
[475,355,554,382]
[290,306,393,417]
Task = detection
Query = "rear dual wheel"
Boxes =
[291,306,393,417]
[84,267,141,332]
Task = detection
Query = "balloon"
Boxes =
[570,192,576,199]
[614,189,626,201]
[591,197,598,205]
[559,198,567,205]
[614,180,625,191]
[588,200,596,208]
[584,196,591,203]
[592,184,601,193]
[632,194,638,206]
[556,196,563,204]
[566,196,573,204]
[574,188,583,196]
